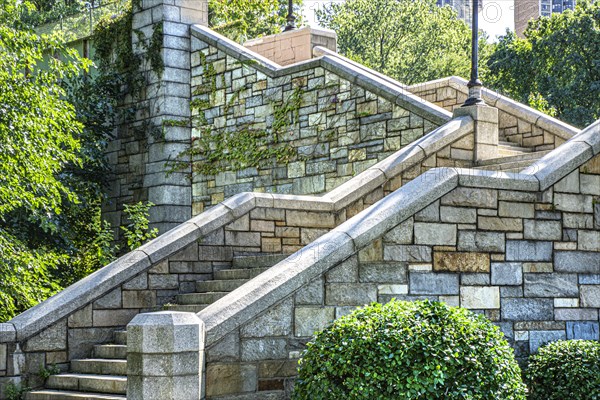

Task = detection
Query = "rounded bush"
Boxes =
[525,339,600,400]
[293,300,525,400]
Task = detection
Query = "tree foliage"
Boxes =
[486,0,600,127]
[209,0,303,43]
[0,0,92,320]
[316,0,475,85]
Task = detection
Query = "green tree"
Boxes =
[486,0,600,127]
[0,0,93,320]
[316,0,475,85]
[209,0,303,43]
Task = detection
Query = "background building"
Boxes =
[516,0,576,37]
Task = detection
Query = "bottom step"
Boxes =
[26,390,126,400]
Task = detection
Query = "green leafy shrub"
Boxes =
[293,299,525,400]
[525,340,600,400]
[121,201,159,251]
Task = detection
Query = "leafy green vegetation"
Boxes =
[486,0,600,127]
[293,300,526,400]
[209,0,303,43]
[316,0,485,85]
[525,340,600,400]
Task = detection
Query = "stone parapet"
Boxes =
[244,26,337,66]
[408,76,580,151]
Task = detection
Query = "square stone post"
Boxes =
[127,312,206,400]
[453,104,499,162]
[104,0,208,234]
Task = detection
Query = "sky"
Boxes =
[302,0,515,41]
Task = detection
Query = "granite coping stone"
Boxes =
[10,250,150,341]
[409,76,580,140]
[199,231,355,344]
[524,141,594,191]
[190,25,451,125]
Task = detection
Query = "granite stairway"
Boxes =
[474,141,551,172]
[164,253,289,313]
[25,254,288,399]
[26,330,127,400]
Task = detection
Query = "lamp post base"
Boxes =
[462,80,485,107]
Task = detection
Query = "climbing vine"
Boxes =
[170,55,304,176]
[92,0,164,138]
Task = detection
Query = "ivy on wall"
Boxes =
[92,0,164,139]
[171,55,303,176]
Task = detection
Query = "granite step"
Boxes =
[113,331,126,346]
[213,267,269,280]
[46,374,126,395]
[477,150,551,167]
[26,390,126,400]
[70,359,127,376]
[474,159,541,172]
[92,345,127,360]
[196,279,248,293]
[176,291,229,305]
[232,254,288,268]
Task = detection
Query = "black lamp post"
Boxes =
[284,0,296,31]
[462,0,484,107]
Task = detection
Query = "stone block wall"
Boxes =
[202,150,600,399]
[0,116,475,396]
[408,77,578,152]
[189,28,449,215]
[104,0,208,234]
[244,26,337,66]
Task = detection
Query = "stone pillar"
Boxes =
[127,312,205,400]
[108,0,208,234]
[244,26,337,66]
[453,104,499,162]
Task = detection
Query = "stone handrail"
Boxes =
[191,24,452,126]
[408,76,580,141]
[0,116,474,343]
[198,119,599,345]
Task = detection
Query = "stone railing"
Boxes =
[191,120,599,398]
[188,25,452,214]
[408,76,580,151]
[0,116,474,395]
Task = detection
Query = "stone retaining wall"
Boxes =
[188,26,450,215]
[408,76,579,151]
[0,118,473,397]
[199,122,599,399]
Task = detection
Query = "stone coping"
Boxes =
[408,76,580,140]
[190,25,451,126]
[244,26,337,47]
[0,116,473,343]
[199,119,600,345]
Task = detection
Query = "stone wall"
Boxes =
[408,76,578,151]
[199,123,599,399]
[188,25,450,215]
[0,117,474,397]
[104,0,208,234]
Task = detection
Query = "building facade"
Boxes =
[516,0,576,37]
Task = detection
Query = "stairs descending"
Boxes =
[26,331,127,400]
[164,253,287,313]
[474,141,551,172]
[26,254,288,400]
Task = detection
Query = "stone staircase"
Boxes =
[25,254,288,400]
[164,253,288,313]
[26,331,127,399]
[475,141,551,172]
